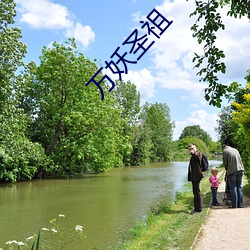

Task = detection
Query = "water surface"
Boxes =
[0,160,221,249]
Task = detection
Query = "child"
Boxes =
[209,168,220,206]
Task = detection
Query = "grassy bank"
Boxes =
[111,169,225,250]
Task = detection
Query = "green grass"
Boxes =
[111,171,225,250]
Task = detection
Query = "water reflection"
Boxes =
[0,160,221,249]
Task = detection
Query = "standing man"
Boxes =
[222,144,244,208]
[188,143,204,214]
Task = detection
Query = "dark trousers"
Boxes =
[192,181,202,212]
[211,187,218,205]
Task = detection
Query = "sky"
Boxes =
[14,0,250,141]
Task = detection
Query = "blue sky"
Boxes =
[14,0,250,141]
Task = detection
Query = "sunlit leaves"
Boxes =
[189,0,250,107]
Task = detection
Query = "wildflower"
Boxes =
[51,228,58,233]
[42,228,50,231]
[6,240,17,245]
[26,236,34,241]
[75,225,83,232]
[58,214,65,217]
[5,240,25,246]
[17,242,25,246]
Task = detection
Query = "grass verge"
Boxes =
[111,170,225,250]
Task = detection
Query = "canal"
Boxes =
[0,160,221,249]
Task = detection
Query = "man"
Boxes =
[222,144,244,208]
[188,143,204,214]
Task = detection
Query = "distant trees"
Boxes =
[179,125,212,146]
[0,0,176,181]
[1,0,223,182]
[178,136,209,156]
[139,102,174,163]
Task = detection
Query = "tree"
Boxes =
[231,80,250,176]
[112,80,140,165]
[0,0,27,109]
[216,106,240,147]
[179,125,212,146]
[190,0,250,107]
[24,39,127,175]
[139,102,174,162]
[0,0,47,182]
[178,136,209,156]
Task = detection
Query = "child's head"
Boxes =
[211,167,218,175]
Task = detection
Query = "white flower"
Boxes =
[17,242,25,246]
[5,240,24,246]
[26,236,34,241]
[58,214,65,217]
[51,228,58,233]
[42,228,50,231]
[6,240,17,245]
[75,225,83,232]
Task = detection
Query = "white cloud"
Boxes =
[130,0,250,99]
[65,22,95,48]
[127,0,249,142]
[16,0,95,48]
[122,69,156,103]
[106,67,156,103]
[16,0,73,29]
[173,110,219,141]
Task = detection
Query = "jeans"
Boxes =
[211,187,218,205]
[228,170,244,208]
[192,181,202,212]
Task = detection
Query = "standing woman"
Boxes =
[188,143,204,214]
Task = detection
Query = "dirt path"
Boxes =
[192,174,250,250]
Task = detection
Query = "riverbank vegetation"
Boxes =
[0,1,249,183]
[111,168,224,249]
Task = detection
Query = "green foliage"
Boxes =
[189,0,250,107]
[215,72,250,177]
[23,39,126,175]
[112,80,140,166]
[0,0,48,182]
[0,0,27,109]
[139,102,174,163]
[179,125,212,146]
[216,106,240,147]
[178,136,209,156]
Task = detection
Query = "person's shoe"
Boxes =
[238,205,243,208]
[212,203,220,206]
[228,205,236,208]
[190,209,201,214]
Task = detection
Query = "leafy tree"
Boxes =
[112,80,140,165]
[216,106,239,147]
[231,82,250,176]
[24,39,126,175]
[139,102,174,162]
[129,122,153,165]
[189,0,250,107]
[0,0,47,182]
[179,125,212,146]
[0,0,27,109]
[178,136,209,156]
